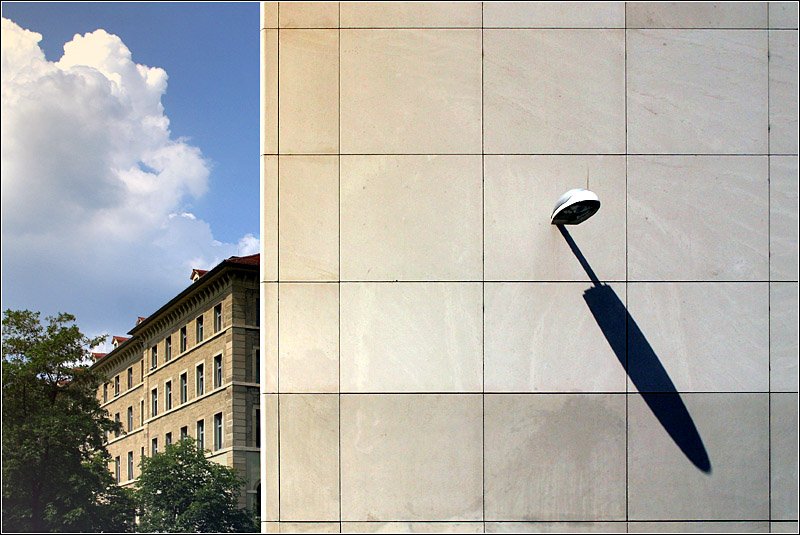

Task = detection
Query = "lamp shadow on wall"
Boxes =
[558,226,712,474]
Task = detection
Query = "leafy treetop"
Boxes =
[135,437,257,533]
[2,309,135,532]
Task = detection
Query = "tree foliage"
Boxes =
[135,438,257,533]
[2,309,136,532]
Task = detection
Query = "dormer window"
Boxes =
[190,268,208,282]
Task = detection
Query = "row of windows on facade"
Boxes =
[112,412,229,484]
[112,356,225,435]
[103,304,224,402]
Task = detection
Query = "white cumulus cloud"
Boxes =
[1,18,259,339]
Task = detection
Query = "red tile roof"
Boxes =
[191,255,258,280]
[227,253,259,266]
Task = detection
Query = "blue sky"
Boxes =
[1,2,260,345]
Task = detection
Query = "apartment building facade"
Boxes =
[260,2,798,533]
[93,254,261,514]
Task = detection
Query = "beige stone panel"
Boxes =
[340,283,482,392]
[262,283,278,393]
[770,32,799,154]
[340,394,482,521]
[770,2,800,28]
[771,394,799,521]
[262,156,278,282]
[486,523,627,533]
[627,30,768,154]
[629,522,769,532]
[628,393,769,520]
[340,155,482,281]
[279,2,339,28]
[279,522,340,533]
[485,394,626,521]
[484,2,625,28]
[626,2,768,28]
[484,30,625,154]
[262,394,279,521]
[343,523,483,533]
[340,30,481,154]
[771,157,799,280]
[279,30,338,154]
[627,283,769,392]
[340,2,481,28]
[628,156,768,281]
[771,283,799,392]
[279,283,338,393]
[279,156,338,281]
[484,155,626,281]
[280,394,339,521]
[263,3,278,28]
[772,522,800,533]
[262,30,278,154]
[485,283,627,392]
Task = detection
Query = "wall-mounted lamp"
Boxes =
[551,188,601,225]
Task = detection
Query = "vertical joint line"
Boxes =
[275,3,281,524]
[480,3,486,531]
[623,3,630,527]
[337,2,343,531]
[766,5,772,524]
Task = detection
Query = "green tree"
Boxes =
[2,309,136,532]
[135,438,257,532]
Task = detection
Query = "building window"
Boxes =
[140,400,144,425]
[140,360,144,381]
[180,426,188,441]
[127,451,134,481]
[254,348,260,383]
[180,326,187,353]
[151,345,158,370]
[103,383,108,403]
[141,446,144,460]
[214,355,222,389]
[127,367,133,389]
[214,303,223,332]
[165,336,172,362]
[196,364,204,396]
[114,456,120,483]
[196,419,205,450]
[196,315,204,343]
[114,413,120,438]
[114,375,120,397]
[165,381,172,410]
[127,406,133,432]
[213,413,223,451]
[254,408,260,448]
[255,297,260,326]
[180,372,188,404]
[151,388,158,417]
[151,437,158,455]
[165,432,172,447]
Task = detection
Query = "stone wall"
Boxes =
[260,2,799,533]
